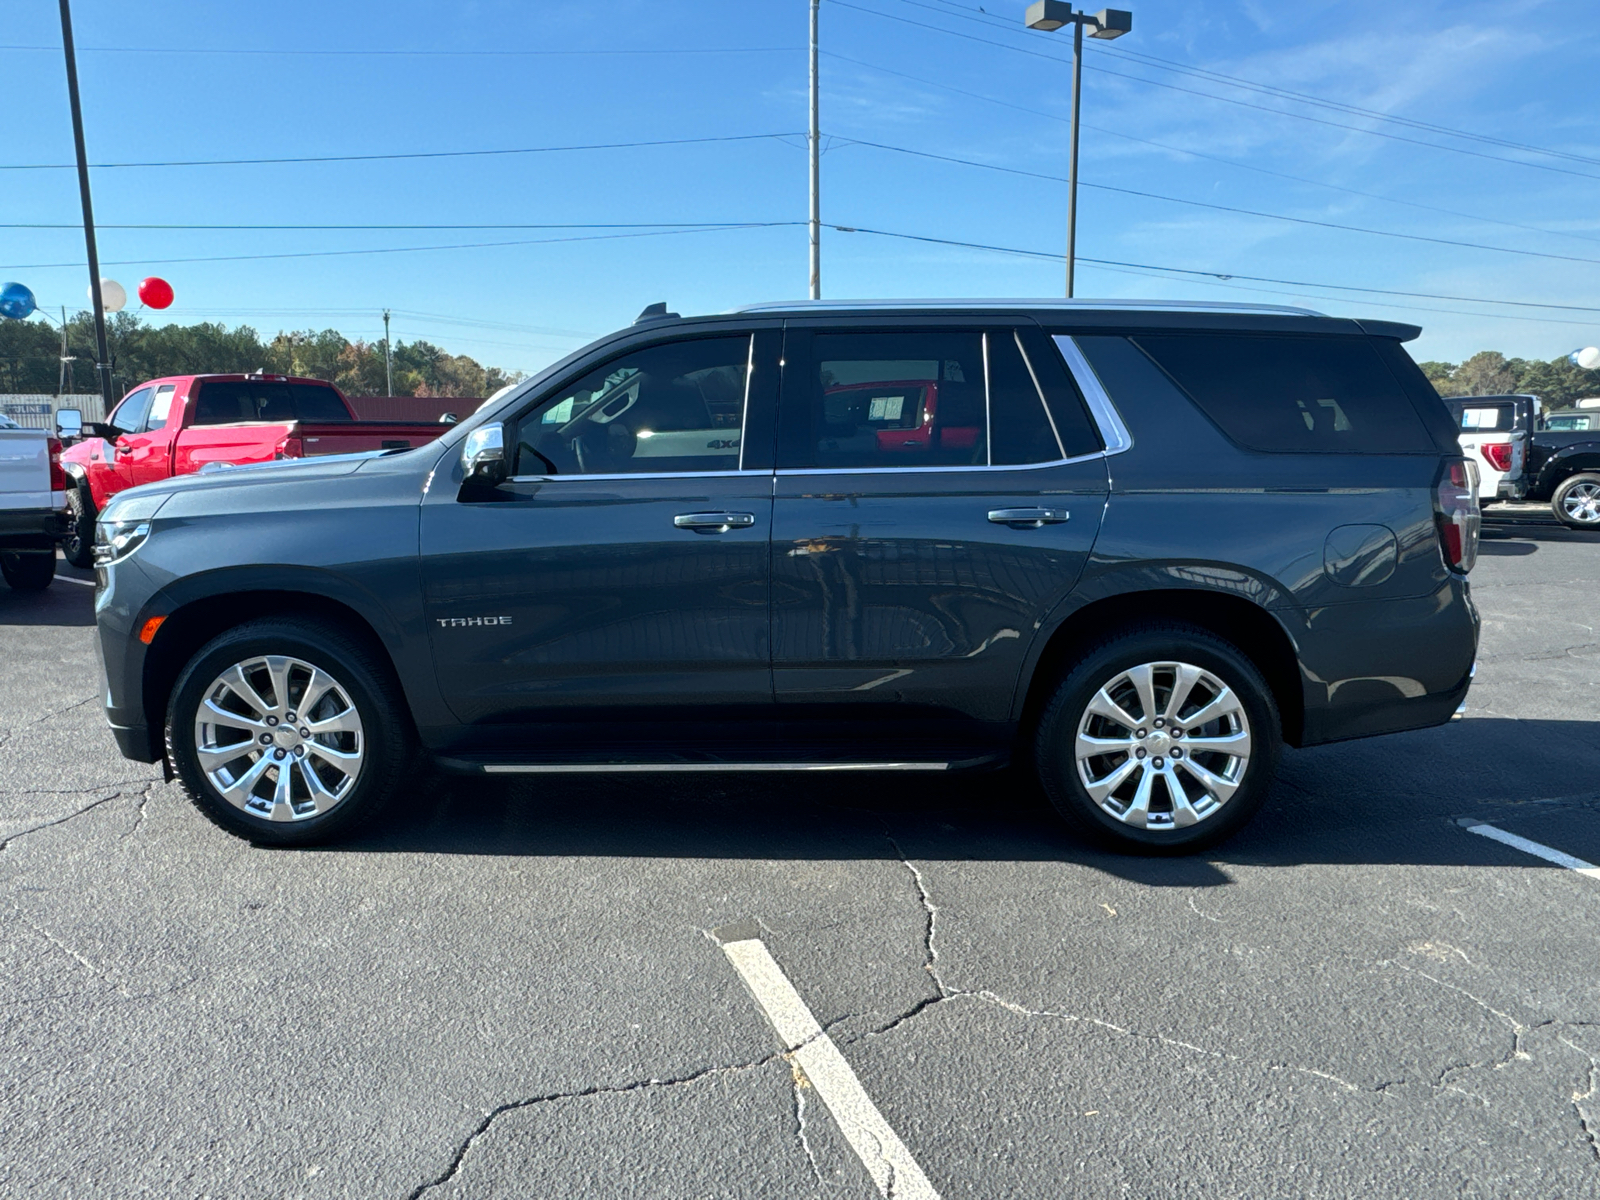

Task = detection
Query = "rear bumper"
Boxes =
[0,504,70,550]
[111,721,160,763]
[1289,576,1479,747]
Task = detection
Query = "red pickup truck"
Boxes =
[58,373,452,567]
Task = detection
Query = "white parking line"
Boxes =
[1462,821,1600,880]
[716,926,941,1200]
[55,575,95,587]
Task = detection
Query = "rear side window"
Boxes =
[145,384,177,431]
[1134,333,1435,454]
[193,382,351,425]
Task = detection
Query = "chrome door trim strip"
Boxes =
[481,761,952,774]
[1052,334,1133,456]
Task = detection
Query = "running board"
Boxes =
[481,761,955,775]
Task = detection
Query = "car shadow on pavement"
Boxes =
[334,717,1600,890]
[1481,515,1600,545]
[0,580,96,627]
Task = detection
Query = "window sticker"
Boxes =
[868,395,906,422]
[1461,408,1499,430]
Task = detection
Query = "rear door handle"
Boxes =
[674,511,757,533]
[988,507,1069,528]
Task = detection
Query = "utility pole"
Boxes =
[58,0,115,414]
[808,0,821,300]
[382,309,393,395]
[1064,17,1083,298]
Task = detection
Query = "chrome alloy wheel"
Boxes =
[192,655,365,821]
[1560,481,1600,525]
[1074,661,1252,831]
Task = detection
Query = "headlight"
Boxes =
[94,519,151,566]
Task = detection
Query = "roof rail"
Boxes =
[727,298,1326,317]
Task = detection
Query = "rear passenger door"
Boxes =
[770,321,1109,747]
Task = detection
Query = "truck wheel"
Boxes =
[166,618,413,846]
[1552,472,1600,530]
[63,487,96,569]
[1033,622,1281,855]
[0,552,56,591]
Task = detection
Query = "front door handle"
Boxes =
[988,507,1069,528]
[674,511,757,533]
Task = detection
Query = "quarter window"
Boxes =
[511,336,750,476]
[1133,333,1434,454]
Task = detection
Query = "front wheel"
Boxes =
[0,551,55,591]
[1033,623,1281,854]
[166,618,413,846]
[63,486,96,569]
[1552,472,1600,531]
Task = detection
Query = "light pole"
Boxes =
[1023,3,1132,298]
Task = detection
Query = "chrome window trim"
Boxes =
[774,451,1105,477]
[1053,334,1133,456]
[737,333,754,472]
[981,331,993,467]
[507,468,769,483]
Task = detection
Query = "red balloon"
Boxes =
[138,276,174,309]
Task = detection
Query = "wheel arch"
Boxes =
[1535,449,1600,498]
[141,585,416,761]
[1014,588,1306,747]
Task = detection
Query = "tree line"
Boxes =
[0,312,525,399]
[1416,351,1600,408]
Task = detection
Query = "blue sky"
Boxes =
[5,0,1600,376]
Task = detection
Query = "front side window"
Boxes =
[145,384,177,431]
[511,336,750,476]
[108,387,153,435]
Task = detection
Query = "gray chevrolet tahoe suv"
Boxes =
[91,300,1480,853]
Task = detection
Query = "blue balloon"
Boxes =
[0,281,36,321]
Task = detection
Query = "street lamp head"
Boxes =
[1024,0,1074,31]
[1089,8,1133,38]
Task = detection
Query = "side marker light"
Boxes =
[139,616,167,645]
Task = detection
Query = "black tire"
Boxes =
[166,617,413,846]
[63,486,96,569]
[1551,472,1600,531]
[1033,622,1281,855]
[0,551,55,591]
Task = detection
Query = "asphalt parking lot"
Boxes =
[2,512,1598,1199]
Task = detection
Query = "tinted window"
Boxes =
[1021,328,1104,458]
[145,384,177,432]
[1369,338,1459,451]
[512,336,749,476]
[193,382,352,426]
[1134,333,1435,454]
[108,387,153,435]
[1452,402,1515,433]
[988,332,1062,465]
[784,331,987,469]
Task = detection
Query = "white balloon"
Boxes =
[1577,346,1600,370]
[89,278,126,313]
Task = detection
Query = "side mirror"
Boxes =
[55,408,83,441]
[461,423,508,487]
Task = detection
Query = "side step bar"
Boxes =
[483,761,955,775]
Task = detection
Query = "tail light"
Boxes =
[1435,458,1480,574]
[1481,442,1513,472]
[47,436,66,492]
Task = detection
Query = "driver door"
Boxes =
[419,326,781,755]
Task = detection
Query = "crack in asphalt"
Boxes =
[408,1020,852,1199]
[789,1058,829,1189]
[1560,1039,1600,1163]
[1478,641,1600,664]
[0,792,120,852]
[29,695,98,724]
[124,783,155,840]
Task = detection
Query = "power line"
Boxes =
[0,132,803,171]
[0,42,793,57]
[827,0,1600,181]
[823,49,1600,249]
[906,0,1600,170]
[825,224,1600,317]
[6,221,799,231]
[6,222,804,270]
[839,138,1600,268]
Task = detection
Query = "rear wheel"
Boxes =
[1552,472,1600,530]
[0,551,55,591]
[63,486,96,569]
[166,618,412,846]
[1033,623,1281,854]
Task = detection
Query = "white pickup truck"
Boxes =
[0,414,68,590]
